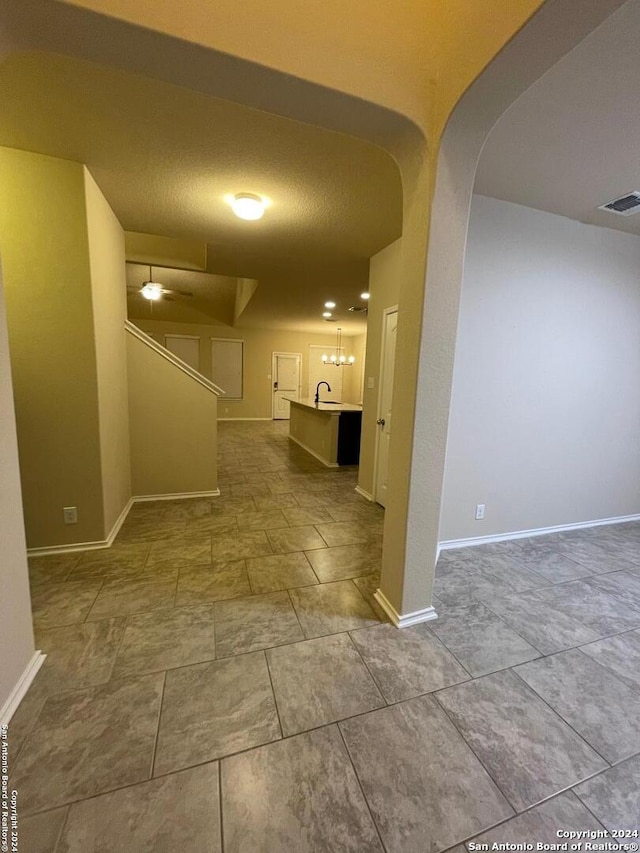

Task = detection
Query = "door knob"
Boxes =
[376,418,385,426]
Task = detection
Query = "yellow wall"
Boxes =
[0,148,132,549]
[430,0,545,139]
[85,169,132,534]
[127,332,218,496]
[343,332,367,406]
[358,239,401,498]
[0,147,105,547]
[60,0,544,138]
[135,318,366,418]
[0,267,35,711]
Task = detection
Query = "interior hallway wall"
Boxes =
[0,147,105,547]
[358,238,401,498]
[440,194,640,542]
[85,169,132,535]
[342,332,367,406]
[135,319,366,417]
[0,264,35,714]
[127,332,218,496]
[0,148,132,548]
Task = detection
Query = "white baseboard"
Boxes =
[0,651,46,726]
[374,589,438,628]
[133,489,221,501]
[355,485,374,502]
[217,417,273,421]
[27,537,118,557]
[106,496,134,544]
[439,512,640,551]
[288,435,339,468]
[27,490,221,556]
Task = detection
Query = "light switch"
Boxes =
[367,377,375,390]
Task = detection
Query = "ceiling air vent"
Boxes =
[599,192,640,216]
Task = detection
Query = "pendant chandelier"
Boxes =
[322,327,355,367]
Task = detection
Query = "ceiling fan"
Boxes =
[127,265,194,302]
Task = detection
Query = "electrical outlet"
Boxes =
[63,506,78,525]
[475,504,485,520]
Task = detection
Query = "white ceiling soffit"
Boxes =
[475,0,640,237]
[0,51,401,333]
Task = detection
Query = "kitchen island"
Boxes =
[285,398,363,467]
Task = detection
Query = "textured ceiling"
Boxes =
[475,0,640,237]
[0,51,403,332]
[126,264,239,326]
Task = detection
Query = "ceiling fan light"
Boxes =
[141,282,163,301]
[231,193,265,221]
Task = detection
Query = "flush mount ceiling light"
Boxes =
[324,301,336,309]
[322,327,355,366]
[322,311,332,318]
[360,292,370,300]
[231,193,265,221]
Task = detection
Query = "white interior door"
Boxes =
[374,309,398,507]
[273,353,301,419]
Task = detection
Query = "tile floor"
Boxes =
[11,421,640,852]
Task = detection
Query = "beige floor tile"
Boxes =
[214,591,304,657]
[267,525,327,554]
[316,521,375,547]
[289,580,379,638]
[235,509,289,530]
[113,604,217,677]
[175,561,251,606]
[154,653,280,774]
[86,574,177,621]
[57,764,221,853]
[246,552,319,594]
[267,634,385,735]
[305,539,382,582]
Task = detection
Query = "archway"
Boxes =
[393,0,628,624]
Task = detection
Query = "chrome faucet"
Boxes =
[315,381,331,404]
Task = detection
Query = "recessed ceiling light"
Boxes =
[324,301,336,309]
[231,193,265,221]
[360,292,370,300]
[322,311,332,318]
